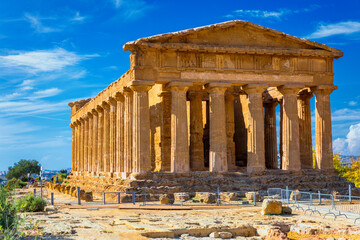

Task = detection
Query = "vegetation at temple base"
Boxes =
[6,160,41,182]
[333,153,360,187]
[0,187,20,239]
[15,194,46,213]
[5,179,26,191]
[52,169,69,184]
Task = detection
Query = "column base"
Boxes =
[247,166,265,175]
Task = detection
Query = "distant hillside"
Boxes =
[340,155,360,166]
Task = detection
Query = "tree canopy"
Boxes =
[6,160,41,181]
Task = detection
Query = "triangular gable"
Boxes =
[124,20,342,58]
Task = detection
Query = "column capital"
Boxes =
[206,82,231,94]
[96,105,104,112]
[123,87,133,96]
[101,101,110,110]
[298,88,313,100]
[70,122,75,128]
[114,92,124,102]
[277,84,304,95]
[311,85,337,96]
[107,97,117,106]
[91,109,98,116]
[128,80,154,92]
[167,81,192,92]
[243,84,267,94]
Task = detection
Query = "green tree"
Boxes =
[6,160,41,182]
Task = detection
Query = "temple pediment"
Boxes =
[124,20,342,58]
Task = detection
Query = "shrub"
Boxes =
[15,194,46,212]
[6,160,41,182]
[52,172,68,184]
[5,179,26,191]
[0,187,18,234]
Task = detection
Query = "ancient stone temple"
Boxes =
[67,21,350,194]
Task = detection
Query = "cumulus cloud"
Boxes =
[306,21,360,39]
[333,123,360,155]
[0,48,98,73]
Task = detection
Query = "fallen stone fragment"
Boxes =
[261,199,282,215]
[160,194,174,204]
[282,206,292,215]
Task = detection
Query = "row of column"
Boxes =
[71,82,336,175]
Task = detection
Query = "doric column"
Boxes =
[311,85,337,170]
[71,123,77,172]
[130,81,154,173]
[123,88,133,173]
[208,83,230,172]
[96,106,104,173]
[188,91,204,171]
[91,110,98,173]
[75,120,81,172]
[225,92,236,170]
[87,113,93,173]
[264,101,278,169]
[169,82,191,173]
[108,97,117,173]
[243,84,267,173]
[84,116,89,172]
[298,89,313,169]
[79,118,85,172]
[114,93,125,173]
[102,102,110,173]
[278,85,303,171]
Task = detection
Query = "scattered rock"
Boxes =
[351,188,360,196]
[174,192,191,201]
[160,194,174,204]
[220,192,238,201]
[332,190,341,200]
[209,231,219,238]
[282,206,292,215]
[290,190,301,201]
[43,222,74,235]
[198,193,216,204]
[261,199,282,215]
[218,231,232,239]
[245,192,260,202]
[44,206,56,212]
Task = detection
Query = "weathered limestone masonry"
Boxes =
[66,21,352,194]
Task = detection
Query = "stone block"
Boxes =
[160,194,174,204]
[282,206,292,215]
[261,199,282,215]
[198,193,216,204]
[290,190,301,201]
[220,192,238,201]
[245,192,260,202]
[174,192,191,201]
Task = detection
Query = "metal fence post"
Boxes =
[331,195,335,210]
[318,191,321,205]
[77,187,81,205]
[310,193,313,206]
[33,188,36,196]
[286,186,289,204]
[349,184,352,204]
[103,192,106,205]
[217,186,220,206]
[143,187,146,206]
[132,191,135,205]
[51,193,54,205]
[118,192,120,204]
[253,192,256,206]
[40,178,43,198]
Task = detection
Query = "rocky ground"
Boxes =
[15,187,360,239]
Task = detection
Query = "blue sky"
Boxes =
[0,0,360,171]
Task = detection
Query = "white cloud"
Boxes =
[307,21,360,39]
[111,0,153,19]
[71,12,86,22]
[24,13,60,33]
[29,88,62,100]
[333,123,360,155]
[332,108,360,121]
[226,9,286,19]
[0,48,98,73]
[349,101,357,106]
[224,6,319,20]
